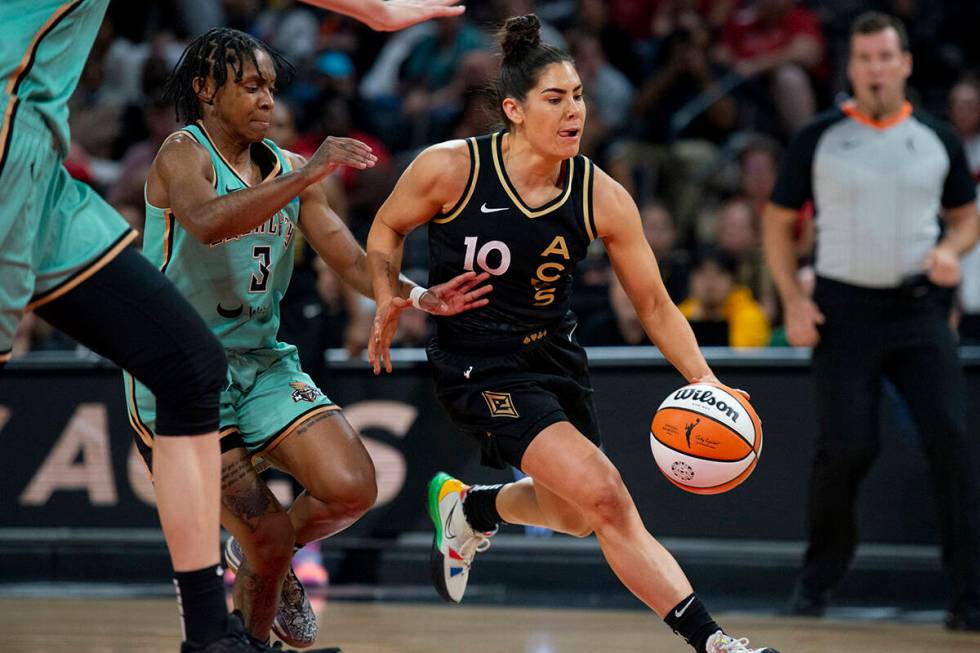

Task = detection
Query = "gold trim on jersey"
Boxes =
[159,209,175,273]
[125,373,155,449]
[250,404,341,465]
[26,230,138,311]
[491,132,574,219]
[582,158,595,241]
[433,137,479,225]
[0,0,84,176]
[194,120,281,186]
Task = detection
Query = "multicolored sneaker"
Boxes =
[427,472,495,603]
[224,536,318,648]
[705,630,779,653]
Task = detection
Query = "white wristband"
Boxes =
[409,285,429,310]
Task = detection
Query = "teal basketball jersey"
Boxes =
[0,0,109,159]
[143,121,301,350]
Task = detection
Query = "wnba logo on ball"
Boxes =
[672,388,740,423]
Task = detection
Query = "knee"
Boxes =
[311,468,378,520]
[579,471,632,532]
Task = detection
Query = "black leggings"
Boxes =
[14,247,226,435]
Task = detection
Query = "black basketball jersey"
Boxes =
[428,131,597,350]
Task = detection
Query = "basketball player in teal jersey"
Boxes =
[128,28,489,648]
[367,15,779,653]
[0,2,466,652]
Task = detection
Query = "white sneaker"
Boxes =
[705,630,779,653]
[427,472,494,603]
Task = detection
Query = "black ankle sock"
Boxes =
[663,593,721,653]
[173,565,228,645]
[462,484,504,532]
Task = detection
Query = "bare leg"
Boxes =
[220,447,294,640]
[153,434,222,571]
[516,422,693,617]
[266,411,377,544]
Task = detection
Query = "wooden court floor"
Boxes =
[3,597,979,652]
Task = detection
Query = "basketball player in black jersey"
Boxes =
[366,14,779,653]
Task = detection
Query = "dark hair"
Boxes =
[849,11,910,52]
[692,247,738,276]
[495,14,574,126]
[163,28,294,124]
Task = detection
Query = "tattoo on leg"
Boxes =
[295,411,332,437]
[222,459,278,531]
[233,557,280,639]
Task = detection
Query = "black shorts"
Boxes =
[427,321,601,470]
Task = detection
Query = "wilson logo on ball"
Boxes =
[650,382,763,495]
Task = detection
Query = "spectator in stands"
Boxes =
[642,202,691,303]
[714,197,776,319]
[714,0,824,137]
[611,13,738,223]
[567,30,634,160]
[678,248,770,347]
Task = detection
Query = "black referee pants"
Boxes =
[799,277,980,611]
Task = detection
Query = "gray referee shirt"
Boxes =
[770,101,976,288]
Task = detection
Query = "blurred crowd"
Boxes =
[14,0,980,358]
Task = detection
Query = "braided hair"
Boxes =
[163,28,294,124]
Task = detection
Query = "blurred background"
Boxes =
[5,0,980,623]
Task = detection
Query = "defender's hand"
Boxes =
[308,136,377,182]
[418,271,492,316]
[372,0,465,31]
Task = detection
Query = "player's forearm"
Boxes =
[185,168,316,243]
[641,302,714,383]
[366,219,407,304]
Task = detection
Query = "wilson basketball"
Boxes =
[650,382,762,495]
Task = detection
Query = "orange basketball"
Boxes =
[650,381,762,495]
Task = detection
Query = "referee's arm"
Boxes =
[927,202,980,287]
[762,203,824,347]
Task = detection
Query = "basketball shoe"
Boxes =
[705,630,779,653]
[427,472,495,603]
[181,611,340,652]
[225,536,318,647]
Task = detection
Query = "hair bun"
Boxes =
[500,14,542,60]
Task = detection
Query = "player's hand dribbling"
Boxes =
[307,136,377,182]
[784,296,825,347]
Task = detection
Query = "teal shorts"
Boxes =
[126,343,339,467]
[0,104,135,362]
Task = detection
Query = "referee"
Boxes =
[762,12,980,630]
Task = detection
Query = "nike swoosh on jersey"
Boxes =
[480,203,509,213]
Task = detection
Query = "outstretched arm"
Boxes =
[299,0,464,31]
[149,133,375,244]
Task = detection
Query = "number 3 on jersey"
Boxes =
[250,245,271,293]
[462,236,511,275]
